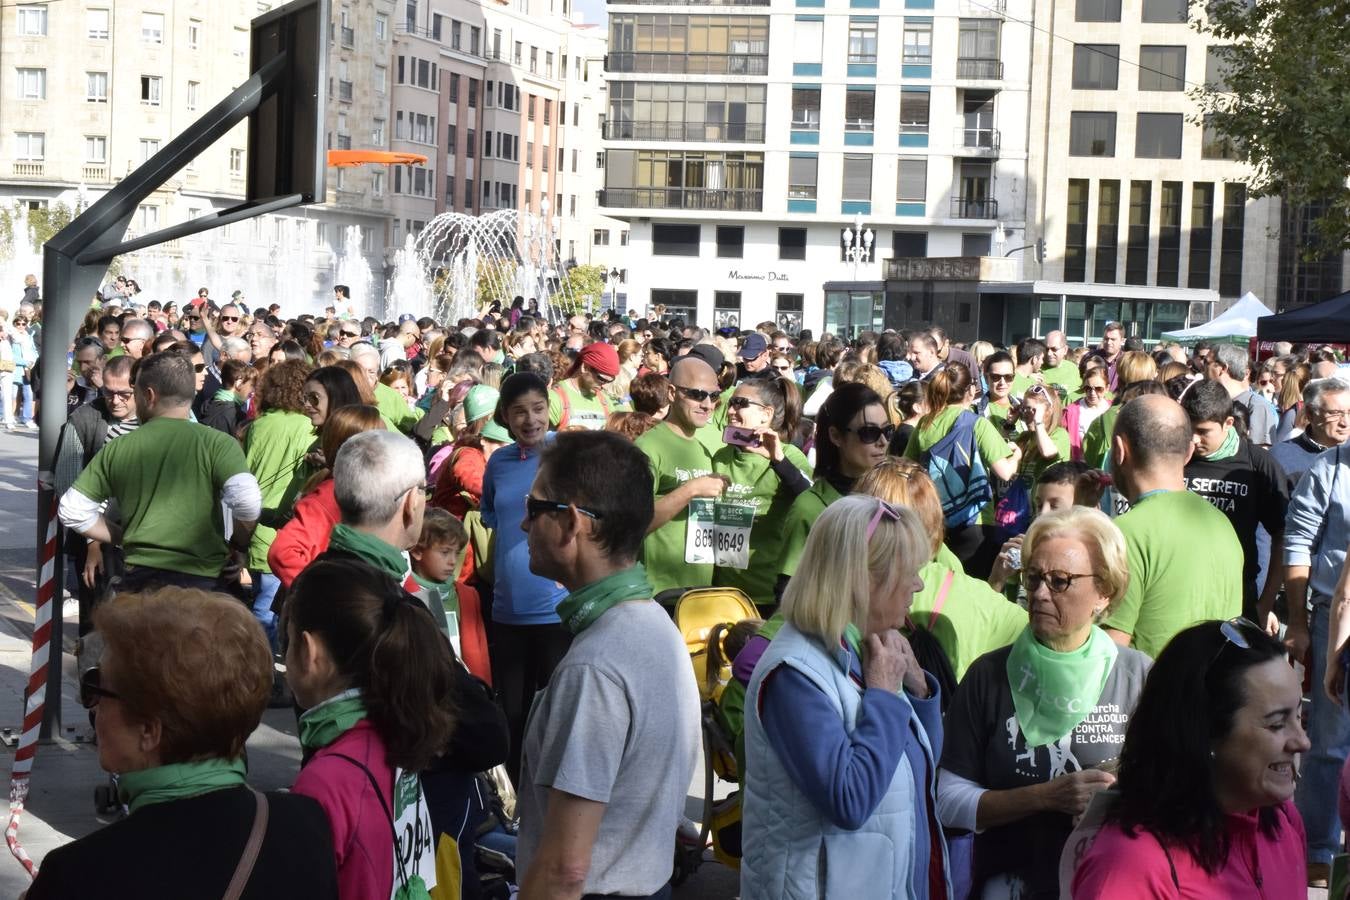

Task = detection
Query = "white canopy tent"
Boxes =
[1160,292,1273,346]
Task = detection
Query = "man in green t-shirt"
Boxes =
[549,341,623,430]
[635,356,729,598]
[58,352,262,594]
[1039,330,1082,396]
[1103,395,1243,657]
[1010,336,1046,398]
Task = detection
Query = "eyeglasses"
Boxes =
[772,363,793,373]
[219,316,240,323]
[673,385,717,403]
[988,372,1014,383]
[865,499,901,540]
[193,363,206,374]
[79,666,122,710]
[1021,568,1097,594]
[525,495,603,521]
[728,395,771,411]
[586,366,615,386]
[1319,409,1350,422]
[845,422,895,445]
[121,336,145,344]
[102,387,134,401]
[186,315,201,322]
[1083,384,1107,394]
[340,330,360,338]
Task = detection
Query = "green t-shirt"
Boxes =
[71,416,249,578]
[779,478,845,578]
[243,410,317,571]
[904,406,1015,470]
[374,381,423,435]
[1017,425,1071,490]
[910,558,1028,681]
[710,443,814,604]
[548,378,619,430]
[1103,490,1243,658]
[984,399,1013,432]
[1040,360,1082,396]
[635,421,720,596]
[1010,373,1040,398]
[1081,406,1120,469]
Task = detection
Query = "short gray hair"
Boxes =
[220,337,249,356]
[1305,377,1350,414]
[349,341,379,362]
[333,431,425,527]
[1212,344,1249,381]
[121,318,154,341]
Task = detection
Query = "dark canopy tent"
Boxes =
[1257,291,1350,343]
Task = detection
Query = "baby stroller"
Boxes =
[671,587,759,884]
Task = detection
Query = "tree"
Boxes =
[1194,0,1350,257]
[556,264,606,314]
[475,258,518,309]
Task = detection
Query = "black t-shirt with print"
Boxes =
[940,643,1151,898]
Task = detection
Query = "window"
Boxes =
[373,118,385,144]
[901,89,930,134]
[87,72,108,103]
[136,205,159,231]
[1126,181,1151,285]
[1205,46,1233,92]
[789,155,818,199]
[372,170,385,198]
[620,230,630,246]
[653,224,701,257]
[848,20,878,64]
[903,21,932,64]
[546,51,554,78]
[897,159,927,203]
[1069,112,1116,156]
[451,21,462,50]
[446,123,456,151]
[528,95,536,120]
[229,148,244,175]
[139,138,160,162]
[375,65,388,94]
[1142,0,1186,22]
[842,155,872,202]
[530,46,538,74]
[1189,182,1214,289]
[188,19,201,48]
[185,81,200,110]
[795,19,823,65]
[791,88,821,129]
[776,294,805,333]
[526,141,534,168]
[449,73,460,103]
[140,75,163,106]
[15,132,44,160]
[85,135,107,162]
[375,13,388,40]
[1219,183,1245,296]
[957,19,999,59]
[594,229,610,246]
[714,292,742,329]
[1096,180,1121,282]
[514,41,523,64]
[717,226,745,259]
[87,9,110,39]
[845,90,875,131]
[1202,115,1239,160]
[18,5,47,35]
[17,68,45,100]
[651,289,698,320]
[572,149,578,172]
[491,28,501,59]
[544,99,552,125]
[1072,45,1119,89]
[1075,0,1120,20]
[962,233,992,256]
[893,231,928,257]
[1156,181,1182,286]
[1135,113,1183,158]
[779,227,807,260]
[141,12,164,44]
[1138,46,1185,91]
[468,79,478,108]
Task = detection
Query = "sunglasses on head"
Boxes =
[525,495,603,521]
[1205,617,1262,672]
[673,385,717,403]
[865,499,901,540]
[845,422,895,445]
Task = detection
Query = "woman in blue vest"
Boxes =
[742,494,950,899]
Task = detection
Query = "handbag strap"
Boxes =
[330,752,413,889]
[222,788,269,900]
[928,570,955,631]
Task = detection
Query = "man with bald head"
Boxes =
[1039,330,1081,395]
[1102,395,1244,656]
[634,355,729,598]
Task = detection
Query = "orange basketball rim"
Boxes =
[326,150,428,167]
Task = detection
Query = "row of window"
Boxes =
[1068,111,1237,160]
[792,17,997,69]
[13,131,243,173]
[643,224,981,264]
[592,229,632,246]
[1063,178,1245,294]
[787,155,933,203]
[1070,44,1231,91]
[646,289,802,333]
[17,6,251,55]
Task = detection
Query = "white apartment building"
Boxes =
[1,0,393,313]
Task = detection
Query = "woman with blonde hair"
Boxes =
[1115,350,1158,388]
[1012,383,1071,493]
[742,495,950,900]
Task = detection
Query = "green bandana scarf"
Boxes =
[843,623,864,666]
[556,564,654,634]
[1006,625,1118,747]
[1203,425,1241,461]
[298,688,367,752]
[117,756,248,815]
[213,388,241,406]
[328,524,409,582]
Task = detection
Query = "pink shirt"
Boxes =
[1071,800,1305,899]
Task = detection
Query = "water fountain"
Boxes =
[0,204,50,305]
[333,223,374,318]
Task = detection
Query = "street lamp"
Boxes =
[841,212,874,281]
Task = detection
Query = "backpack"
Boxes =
[923,410,993,529]
[552,382,610,430]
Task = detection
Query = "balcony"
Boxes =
[338,80,353,102]
[13,161,43,178]
[340,26,354,47]
[600,187,763,212]
[959,0,1006,13]
[606,52,768,76]
[953,127,1001,154]
[950,196,998,219]
[82,164,108,182]
[602,120,765,142]
[956,58,1003,80]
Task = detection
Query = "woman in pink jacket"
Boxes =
[286,557,457,899]
[1070,619,1309,898]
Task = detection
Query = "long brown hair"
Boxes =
[300,404,385,495]
[335,359,377,405]
[918,362,973,430]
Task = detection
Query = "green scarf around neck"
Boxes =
[298,688,367,752]
[1203,424,1241,461]
[213,388,242,406]
[842,623,864,666]
[117,756,248,815]
[1006,625,1118,747]
[556,564,654,634]
[328,523,409,582]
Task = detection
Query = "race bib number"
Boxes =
[391,769,438,897]
[445,610,461,660]
[685,498,755,569]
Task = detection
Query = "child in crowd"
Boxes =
[410,508,491,685]
[988,461,1111,591]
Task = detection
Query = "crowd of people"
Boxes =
[3,271,1348,898]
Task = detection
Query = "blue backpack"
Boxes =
[923,410,993,528]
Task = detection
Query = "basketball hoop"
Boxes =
[326,149,428,168]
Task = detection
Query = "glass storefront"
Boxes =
[1032,296,1199,344]
[824,290,884,339]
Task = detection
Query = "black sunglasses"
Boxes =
[988,372,1014,383]
[525,495,602,521]
[586,366,615,385]
[673,385,717,403]
[845,423,895,444]
[219,316,241,323]
[79,666,122,709]
[340,330,360,338]
[728,395,770,411]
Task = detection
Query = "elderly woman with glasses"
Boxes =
[742,495,949,900]
[26,588,337,898]
[935,506,1149,898]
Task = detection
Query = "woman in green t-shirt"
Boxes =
[1013,384,1070,494]
[711,374,814,607]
